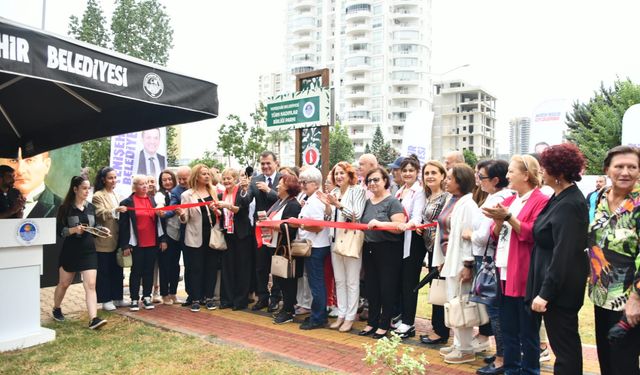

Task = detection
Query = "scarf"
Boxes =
[223,185,238,234]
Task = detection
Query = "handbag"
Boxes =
[286,224,312,257]
[470,237,501,306]
[271,228,296,278]
[116,248,132,268]
[444,282,490,328]
[333,212,364,258]
[199,192,227,250]
[427,278,448,306]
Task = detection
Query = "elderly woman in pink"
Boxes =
[483,155,549,375]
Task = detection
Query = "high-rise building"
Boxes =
[283,0,433,156]
[431,80,497,160]
[509,117,530,156]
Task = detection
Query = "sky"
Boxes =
[2,0,640,157]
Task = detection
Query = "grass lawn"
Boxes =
[0,313,323,375]
[416,277,597,345]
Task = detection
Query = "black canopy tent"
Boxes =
[0,17,218,158]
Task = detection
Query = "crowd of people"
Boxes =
[1,144,639,375]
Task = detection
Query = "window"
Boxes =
[371,98,382,109]
[346,4,371,14]
[345,56,370,67]
[391,71,419,81]
[371,111,382,122]
[393,58,418,67]
[372,56,383,68]
[393,30,419,40]
[469,114,474,123]
[371,85,381,95]
[372,70,383,81]
[372,30,383,42]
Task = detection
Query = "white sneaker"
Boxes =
[113,299,131,307]
[472,336,491,353]
[102,301,116,311]
[439,345,455,356]
[539,346,551,362]
[390,319,402,330]
[142,297,155,310]
[152,293,162,303]
[394,323,413,334]
[443,349,475,364]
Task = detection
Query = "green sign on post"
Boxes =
[265,88,330,130]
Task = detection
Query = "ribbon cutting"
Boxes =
[125,201,212,211]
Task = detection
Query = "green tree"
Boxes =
[329,122,355,167]
[462,149,478,168]
[364,143,371,154]
[165,126,178,166]
[189,150,224,171]
[69,0,176,171]
[377,142,399,167]
[567,79,640,173]
[110,0,173,65]
[217,114,268,168]
[370,125,385,157]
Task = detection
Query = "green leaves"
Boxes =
[363,332,429,374]
[370,125,399,166]
[567,79,640,174]
[216,114,268,168]
[329,122,354,167]
[462,149,478,168]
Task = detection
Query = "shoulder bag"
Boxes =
[271,225,296,278]
[470,237,500,306]
[427,278,447,306]
[333,211,364,259]
[287,224,312,257]
[444,282,489,328]
[198,192,227,250]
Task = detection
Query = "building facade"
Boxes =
[282,0,433,156]
[431,80,497,160]
[509,117,530,156]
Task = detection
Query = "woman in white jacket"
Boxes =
[432,164,479,365]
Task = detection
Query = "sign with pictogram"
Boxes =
[303,146,320,166]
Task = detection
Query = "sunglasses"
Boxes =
[366,177,382,184]
[476,173,491,180]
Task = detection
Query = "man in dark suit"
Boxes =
[249,151,282,312]
[136,128,166,176]
[0,151,62,218]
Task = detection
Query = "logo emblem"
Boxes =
[303,146,320,167]
[143,73,164,98]
[17,220,38,245]
[302,101,315,119]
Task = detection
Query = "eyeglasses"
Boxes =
[476,173,490,180]
[366,177,382,184]
[300,180,308,185]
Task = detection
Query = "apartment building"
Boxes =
[509,117,530,156]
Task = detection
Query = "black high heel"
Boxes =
[372,330,388,339]
[358,327,376,336]
[396,326,415,339]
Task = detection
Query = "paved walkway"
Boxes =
[40,282,602,374]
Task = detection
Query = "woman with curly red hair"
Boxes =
[526,143,589,375]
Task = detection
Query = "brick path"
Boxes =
[40,280,602,374]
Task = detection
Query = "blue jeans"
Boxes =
[305,246,330,324]
[500,295,540,375]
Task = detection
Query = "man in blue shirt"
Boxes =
[586,175,606,222]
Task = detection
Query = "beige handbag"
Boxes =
[286,224,312,257]
[116,248,132,268]
[333,213,364,258]
[199,192,227,250]
[444,282,490,328]
[271,230,296,278]
[427,278,447,306]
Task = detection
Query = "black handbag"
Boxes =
[470,237,501,307]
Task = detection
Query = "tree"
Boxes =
[69,0,176,171]
[377,143,399,167]
[217,114,268,168]
[364,143,371,154]
[329,122,354,167]
[370,125,385,157]
[189,150,224,171]
[166,126,179,166]
[462,149,478,168]
[566,79,640,173]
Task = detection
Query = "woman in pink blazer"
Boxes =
[483,155,549,375]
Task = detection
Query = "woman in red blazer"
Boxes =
[483,155,549,375]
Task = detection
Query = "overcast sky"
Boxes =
[3,0,640,157]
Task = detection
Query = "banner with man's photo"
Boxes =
[0,145,81,286]
[109,128,167,199]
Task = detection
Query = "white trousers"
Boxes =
[331,249,362,321]
[446,276,474,353]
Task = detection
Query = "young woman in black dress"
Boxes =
[52,176,109,329]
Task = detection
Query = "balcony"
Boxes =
[346,35,370,45]
[345,22,371,35]
[292,0,315,10]
[345,9,372,22]
[391,90,422,99]
[343,75,370,86]
[344,89,370,99]
[392,7,420,20]
[393,0,421,6]
[290,17,316,33]
[292,35,314,46]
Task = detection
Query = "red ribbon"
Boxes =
[125,201,211,211]
[256,218,437,232]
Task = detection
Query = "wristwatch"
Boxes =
[504,213,513,222]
